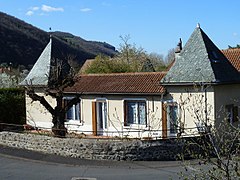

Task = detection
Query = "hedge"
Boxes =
[0,88,26,126]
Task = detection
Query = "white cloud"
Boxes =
[25,4,63,16]
[41,5,64,12]
[31,6,39,11]
[26,11,34,16]
[80,8,92,12]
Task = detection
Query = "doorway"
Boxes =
[92,99,107,136]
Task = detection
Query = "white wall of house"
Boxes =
[26,92,164,138]
[25,91,55,129]
[26,84,240,138]
[166,85,215,136]
[214,84,240,128]
[66,94,164,139]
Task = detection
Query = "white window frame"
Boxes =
[164,100,180,136]
[95,98,108,130]
[123,98,147,126]
[64,96,81,121]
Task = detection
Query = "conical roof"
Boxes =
[161,26,240,84]
[20,37,71,87]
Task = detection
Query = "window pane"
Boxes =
[125,101,146,125]
[66,107,73,120]
[64,98,81,121]
[127,102,137,124]
[138,102,146,125]
[75,103,80,120]
[169,105,178,134]
[98,102,103,128]
[103,102,107,129]
[97,101,107,129]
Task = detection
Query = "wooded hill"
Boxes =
[0,11,117,68]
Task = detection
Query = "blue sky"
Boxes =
[0,0,239,56]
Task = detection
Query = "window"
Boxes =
[225,104,238,124]
[167,103,178,134]
[124,100,146,125]
[97,101,107,129]
[63,97,80,121]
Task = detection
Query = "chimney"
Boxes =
[175,38,182,53]
[174,38,182,60]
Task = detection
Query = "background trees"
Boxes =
[84,35,169,74]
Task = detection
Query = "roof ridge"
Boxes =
[78,71,167,77]
[222,48,240,52]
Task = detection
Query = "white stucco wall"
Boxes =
[26,92,164,138]
[166,85,215,136]
[25,91,55,129]
[69,95,164,138]
[214,84,240,128]
[26,83,240,139]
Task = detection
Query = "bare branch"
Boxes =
[63,95,80,113]
[26,88,55,115]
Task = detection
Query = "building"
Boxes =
[20,25,240,138]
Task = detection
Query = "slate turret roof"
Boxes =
[161,26,240,85]
[20,37,71,87]
[20,38,52,86]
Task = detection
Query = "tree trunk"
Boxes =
[52,115,67,137]
[52,96,67,137]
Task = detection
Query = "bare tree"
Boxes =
[26,59,80,137]
[147,52,166,71]
[176,84,240,179]
[118,35,147,72]
[179,123,239,179]
[165,48,175,65]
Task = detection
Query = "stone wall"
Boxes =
[0,131,185,161]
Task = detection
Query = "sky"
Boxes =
[0,0,240,56]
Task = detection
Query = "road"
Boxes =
[0,145,186,180]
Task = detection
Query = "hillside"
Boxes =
[0,11,117,68]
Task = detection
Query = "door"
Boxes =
[162,102,167,138]
[96,101,107,135]
[92,102,97,136]
[162,102,179,138]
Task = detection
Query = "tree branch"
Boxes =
[27,89,55,115]
[63,95,81,113]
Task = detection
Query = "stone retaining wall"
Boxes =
[0,131,185,161]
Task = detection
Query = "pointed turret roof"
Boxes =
[20,38,52,86]
[161,26,240,85]
[20,37,71,87]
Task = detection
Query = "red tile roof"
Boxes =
[222,48,240,71]
[65,72,166,95]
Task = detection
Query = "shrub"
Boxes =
[0,88,25,126]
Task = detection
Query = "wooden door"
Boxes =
[92,102,97,136]
[162,102,167,138]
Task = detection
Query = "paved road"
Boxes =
[0,145,186,180]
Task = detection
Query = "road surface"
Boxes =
[0,145,186,180]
